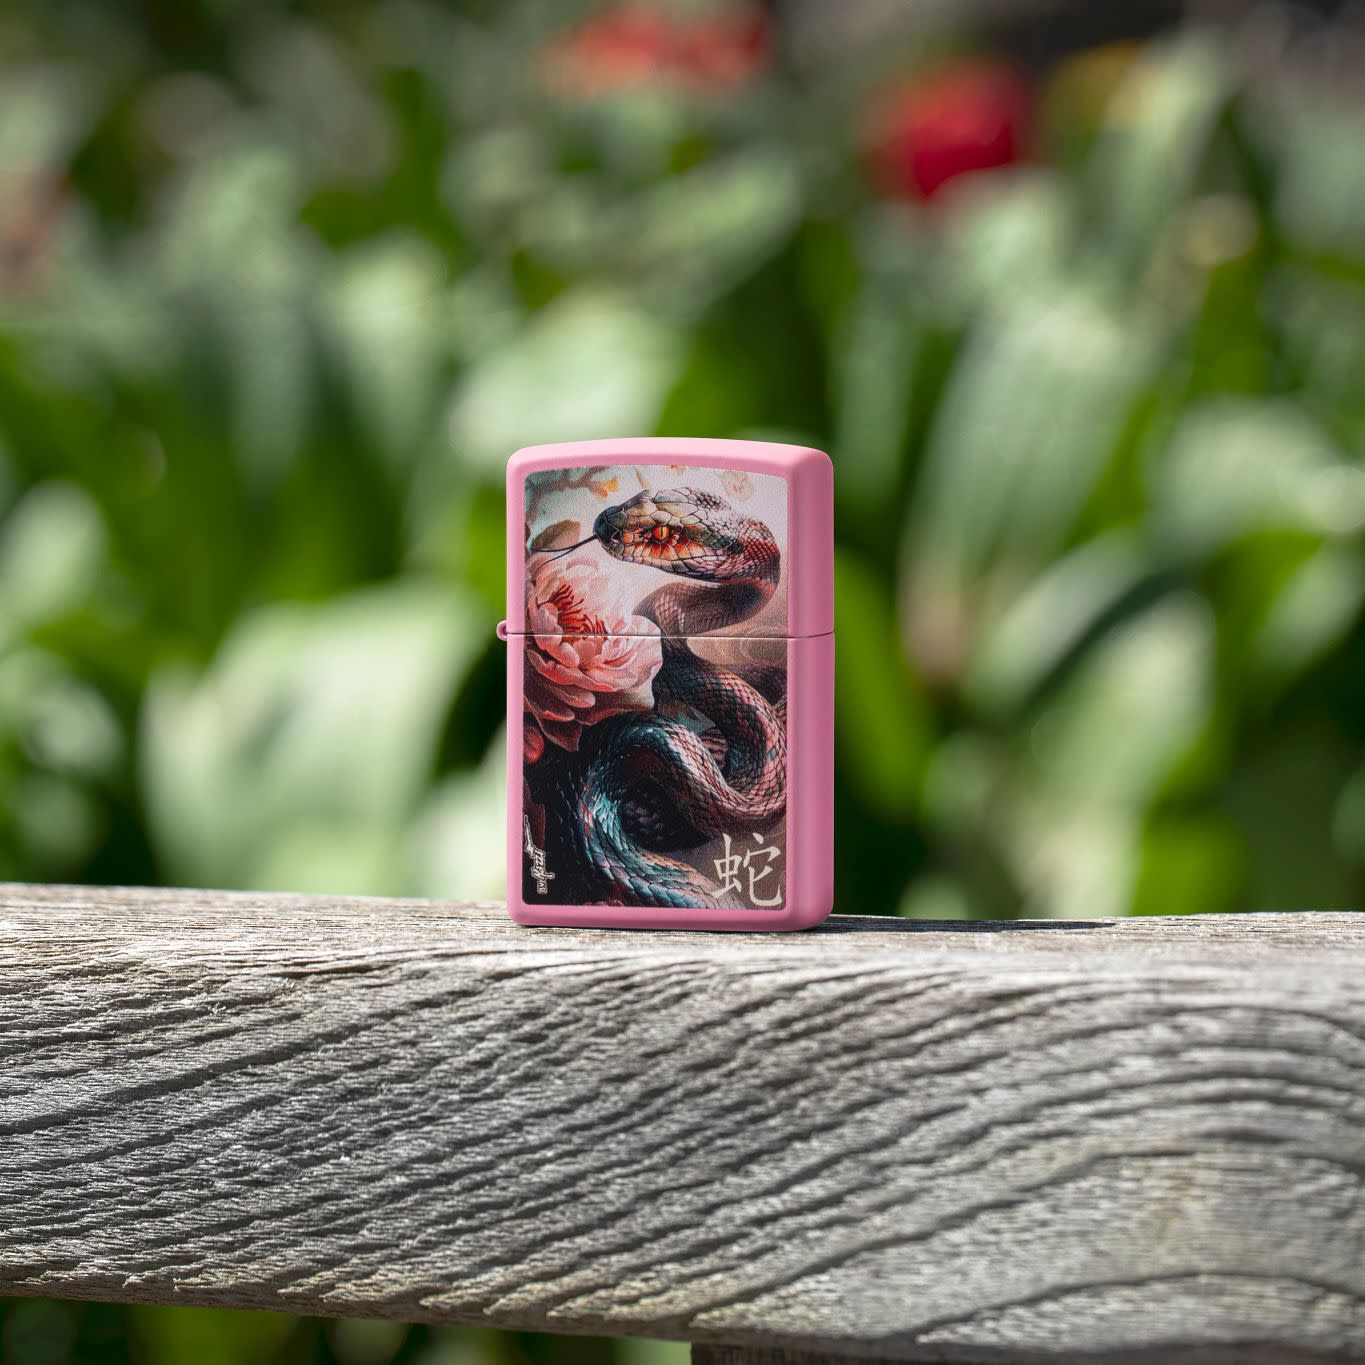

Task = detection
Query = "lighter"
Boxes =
[501,437,833,931]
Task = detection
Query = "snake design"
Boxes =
[538,487,786,908]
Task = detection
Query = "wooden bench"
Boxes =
[1,885,1361,1363]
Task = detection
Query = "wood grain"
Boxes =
[0,885,1362,1363]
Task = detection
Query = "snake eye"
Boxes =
[651,525,672,543]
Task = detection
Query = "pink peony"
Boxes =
[524,559,662,760]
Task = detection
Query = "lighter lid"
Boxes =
[506,437,833,639]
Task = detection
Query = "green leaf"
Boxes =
[936,170,1074,310]
[0,61,101,181]
[1265,99,1365,259]
[903,287,1154,682]
[1089,35,1232,277]
[238,20,394,184]
[1025,594,1213,811]
[1227,722,1359,910]
[129,1305,298,1365]
[1130,812,1244,916]
[831,274,925,511]
[413,732,508,902]
[1004,595,1215,917]
[1152,399,1365,558]
[145,133,319,489]
[141,580,486,892]
[834,548,930,821]
[324,232,450,463]
[965,532,1150,717]
[0,482,104,628]
[446,292,683,472]
[1267,265,1365,451]
[897,874,975,921]
[626,150,803,312]
[1251,544,1365,685]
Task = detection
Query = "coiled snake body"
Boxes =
[549,487,787,908]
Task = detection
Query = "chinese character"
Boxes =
[713,832,783,907]
[714,833,744,897]
[745,832,783,907]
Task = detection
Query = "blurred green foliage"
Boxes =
[0,1300,686,1365]
[2,0,1365,1358]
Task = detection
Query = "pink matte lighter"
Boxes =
[502,438,833,931]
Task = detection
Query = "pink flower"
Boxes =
[524,559,662,760]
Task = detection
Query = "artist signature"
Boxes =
[524,816,555,896]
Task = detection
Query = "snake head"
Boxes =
[593,488,749,578]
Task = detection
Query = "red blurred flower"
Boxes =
[675,10,770,93]
[544,5,669,97]
[864,61,1031,202]
[544,3,770,100]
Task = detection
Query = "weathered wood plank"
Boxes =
[0,885,1362,1363]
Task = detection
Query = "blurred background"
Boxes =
[3,0,1365,1359]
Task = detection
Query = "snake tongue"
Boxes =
[534,534,597,564]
